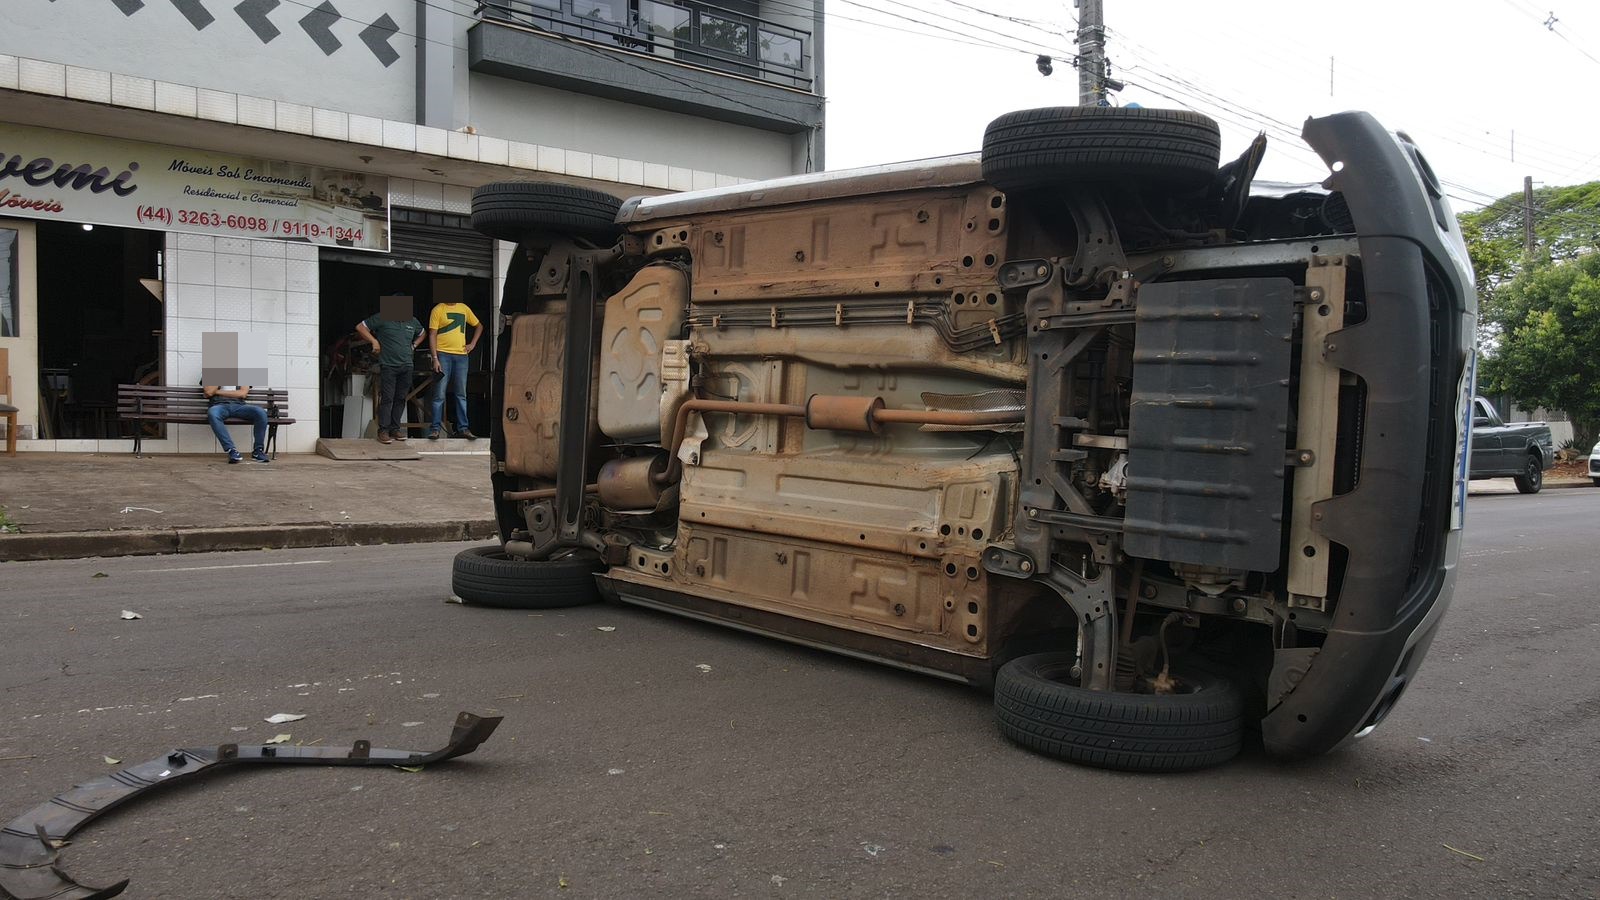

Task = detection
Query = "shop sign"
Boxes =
[0,123,389,251]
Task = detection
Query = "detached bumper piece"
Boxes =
[0,712,502,900]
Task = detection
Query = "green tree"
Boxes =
[1459,181,1600,351]
[1477,251,1600,451]
[1458,181,1600,284]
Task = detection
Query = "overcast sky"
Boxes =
[821,0,1600,211]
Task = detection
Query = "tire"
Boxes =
[1513,453,1544,494]
[451,545,602,609]
[994,651,1243,772]
[981,106,1222,193]
[1591,477,1600,487]
[470,181,623,243]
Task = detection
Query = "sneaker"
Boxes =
[252,449,270,463]
[428,429,441,441]
[378,432,394,444]
[454,429,477,441]
[227,449,242,464]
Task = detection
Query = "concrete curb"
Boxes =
[0,520,497,562]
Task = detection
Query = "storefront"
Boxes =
[0,122,392,453]
[316,210,496,440]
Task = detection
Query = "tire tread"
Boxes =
[993,652,1243,772]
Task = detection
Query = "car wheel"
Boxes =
[470,181,623,243]
[981,106,1222,193]
[451,545,602,609]
[1592,476,1600,487]
[1513,453,1543,494]
[993,651,1243,772]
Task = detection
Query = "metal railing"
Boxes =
[476,0,813,91]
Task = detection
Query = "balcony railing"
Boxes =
[476,0,813,91]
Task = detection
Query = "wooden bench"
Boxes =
[116,385,295,458]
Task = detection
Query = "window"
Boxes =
[574,0,626,23]
[0,229,17,338]
[638,0,691,41]
[699,13,749,56]
[759,29,801,69]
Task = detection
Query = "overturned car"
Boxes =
[454,107,1476,771]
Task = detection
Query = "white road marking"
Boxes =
[130,560,333,573]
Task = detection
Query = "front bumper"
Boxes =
[1260,113,1476,758]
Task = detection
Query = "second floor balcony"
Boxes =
[471,0,822,135]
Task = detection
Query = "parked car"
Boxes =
[1468,396,1553,493]
[455,107,1475,771]
[1589,439,1600,486]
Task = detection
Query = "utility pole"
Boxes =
[1523,175,1536,255]
[1076,0,1106,106]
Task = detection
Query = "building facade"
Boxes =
[0,0,823,452]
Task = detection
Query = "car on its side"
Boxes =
[453,106,1476,772]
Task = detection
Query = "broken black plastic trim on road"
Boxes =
[0,711,503,900]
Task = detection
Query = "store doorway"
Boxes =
[317,260,493,439]
[35,222,163,439]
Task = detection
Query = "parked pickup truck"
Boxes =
[1469,396,1553,493]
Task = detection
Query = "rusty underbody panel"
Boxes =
[481,110,1476,764]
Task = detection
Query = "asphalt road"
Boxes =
[2,490,1597,899]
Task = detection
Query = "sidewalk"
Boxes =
[0,451,496,561]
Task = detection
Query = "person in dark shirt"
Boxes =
[355,297,426,444]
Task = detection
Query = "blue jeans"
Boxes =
[431,352,470,433]
[207,402,268,453]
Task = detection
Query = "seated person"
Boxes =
[203,384,270,464]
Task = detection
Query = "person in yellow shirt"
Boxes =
[427,299,483,439]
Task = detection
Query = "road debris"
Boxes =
[402,722,423,727]
[102,757,120,766]
[119,610,141,620]
[264,734,292,745]
[862,843,886,858]
[118,507,163,515]
[695,663,713,674]
[607,768,625,776]
[92,573,108,579]
[771,875,788,887]
[1443,844,1485,861]
[0,713,503,900]
[264,713,306,724]
[596,626,617,632]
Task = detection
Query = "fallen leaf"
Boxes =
[265,713,306,724]
[558,876,569,889]
[395,765,424,773]
[695,663,713,674]
[401,721,423,727]
[92,573,108,579]
[230,726,249,733]
[444,595,463,605]
[120,610,142,620]
[103,756,121,765]
[265,734,291,745]
[607,768,625,775]
[596,626,616,632]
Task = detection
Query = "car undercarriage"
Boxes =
[455,107,1476,771]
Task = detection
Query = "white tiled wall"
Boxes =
[162,232,320,454]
